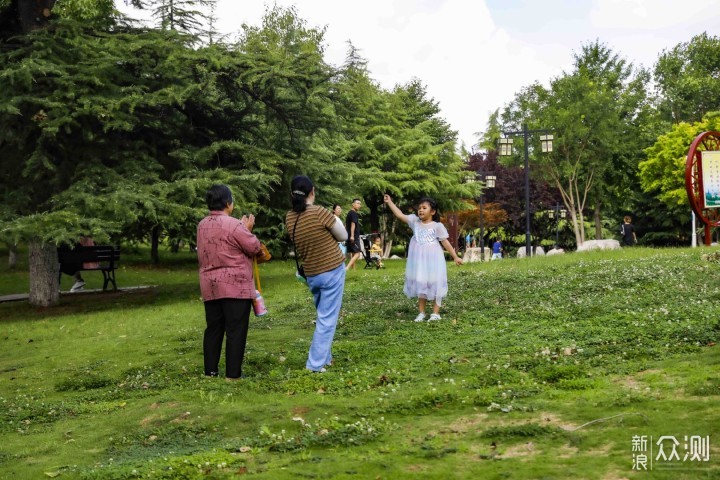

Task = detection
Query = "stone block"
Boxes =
[577,239,621,251]
[463,247,491,263]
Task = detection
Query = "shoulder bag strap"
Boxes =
[292,211,304,272]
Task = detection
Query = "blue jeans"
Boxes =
[305,263,346,371]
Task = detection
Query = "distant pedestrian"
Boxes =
[491,238,503,260]
[384,194,463,322]
[59,236,98,292]
[345,198,363,270]
[621,216,637,246]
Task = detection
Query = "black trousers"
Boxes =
[203,298,252,379]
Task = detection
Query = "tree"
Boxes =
[392,78,458,145]
[0,22,209,303]
[654,33,720,124]
[466,151,558,249]
[639,112,720,209]
[0,15,300,303]
[1,3,479,306]
[125,0,215,36]
[477,108,501,152]
[498,41,650,246]
[330,49,474,243]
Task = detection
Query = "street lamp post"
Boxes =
[478,174,496,261]
[465,169,497,261]
[499,123,553,257]
[548,203,566,248]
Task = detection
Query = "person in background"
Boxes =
[332,204,347,256]
[197,184,262,380]
[345,198,363,270]
[621,215,637,246]
[384,194,463,322]
[59,236,98,292]
[286,176,348,373]
[458,234,466,253]
[491,238,503,260]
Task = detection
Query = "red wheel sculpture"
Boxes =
[685,131,720,245]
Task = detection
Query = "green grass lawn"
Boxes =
[1,246,719,479]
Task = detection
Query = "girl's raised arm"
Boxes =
[383,194,410,224]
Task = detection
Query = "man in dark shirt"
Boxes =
[621,216,637,246]
[345,198,362,270]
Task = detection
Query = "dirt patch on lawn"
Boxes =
[614,368,667,390]
[291,406,311,416]
[614,376,643,390]
[140,414,159,427]
[538,412,579,431]
[500,441,538,458]
[445,413,490,433]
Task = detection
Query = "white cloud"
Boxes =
[590,0,717,29]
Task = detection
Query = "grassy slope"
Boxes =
[0,247,719,479]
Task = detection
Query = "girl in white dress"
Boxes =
[384,194,463,322]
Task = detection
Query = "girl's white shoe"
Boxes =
[428,313,442,321]
[413,313,426,322]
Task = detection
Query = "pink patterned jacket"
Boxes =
[197,211,262,301]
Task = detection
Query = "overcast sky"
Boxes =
[118,0,720,149]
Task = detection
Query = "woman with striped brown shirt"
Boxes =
[285,176,348,372]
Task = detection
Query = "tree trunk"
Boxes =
[366,195,383,233]
[570,210,582,247]
[594,203,602,240]
[383,240,393,258]
[151,225,161,265]
[28,239,59,307]
[7,242,17,269]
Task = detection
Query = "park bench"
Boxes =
[57,245,121,291]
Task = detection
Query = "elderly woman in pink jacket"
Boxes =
[197,185,262,380]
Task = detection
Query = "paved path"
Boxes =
[0,286,155,303]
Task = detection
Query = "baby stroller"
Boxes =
[359,234,383,270]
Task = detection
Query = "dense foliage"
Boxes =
[0,2,470,304]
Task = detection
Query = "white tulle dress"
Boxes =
[403,214,449,306]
